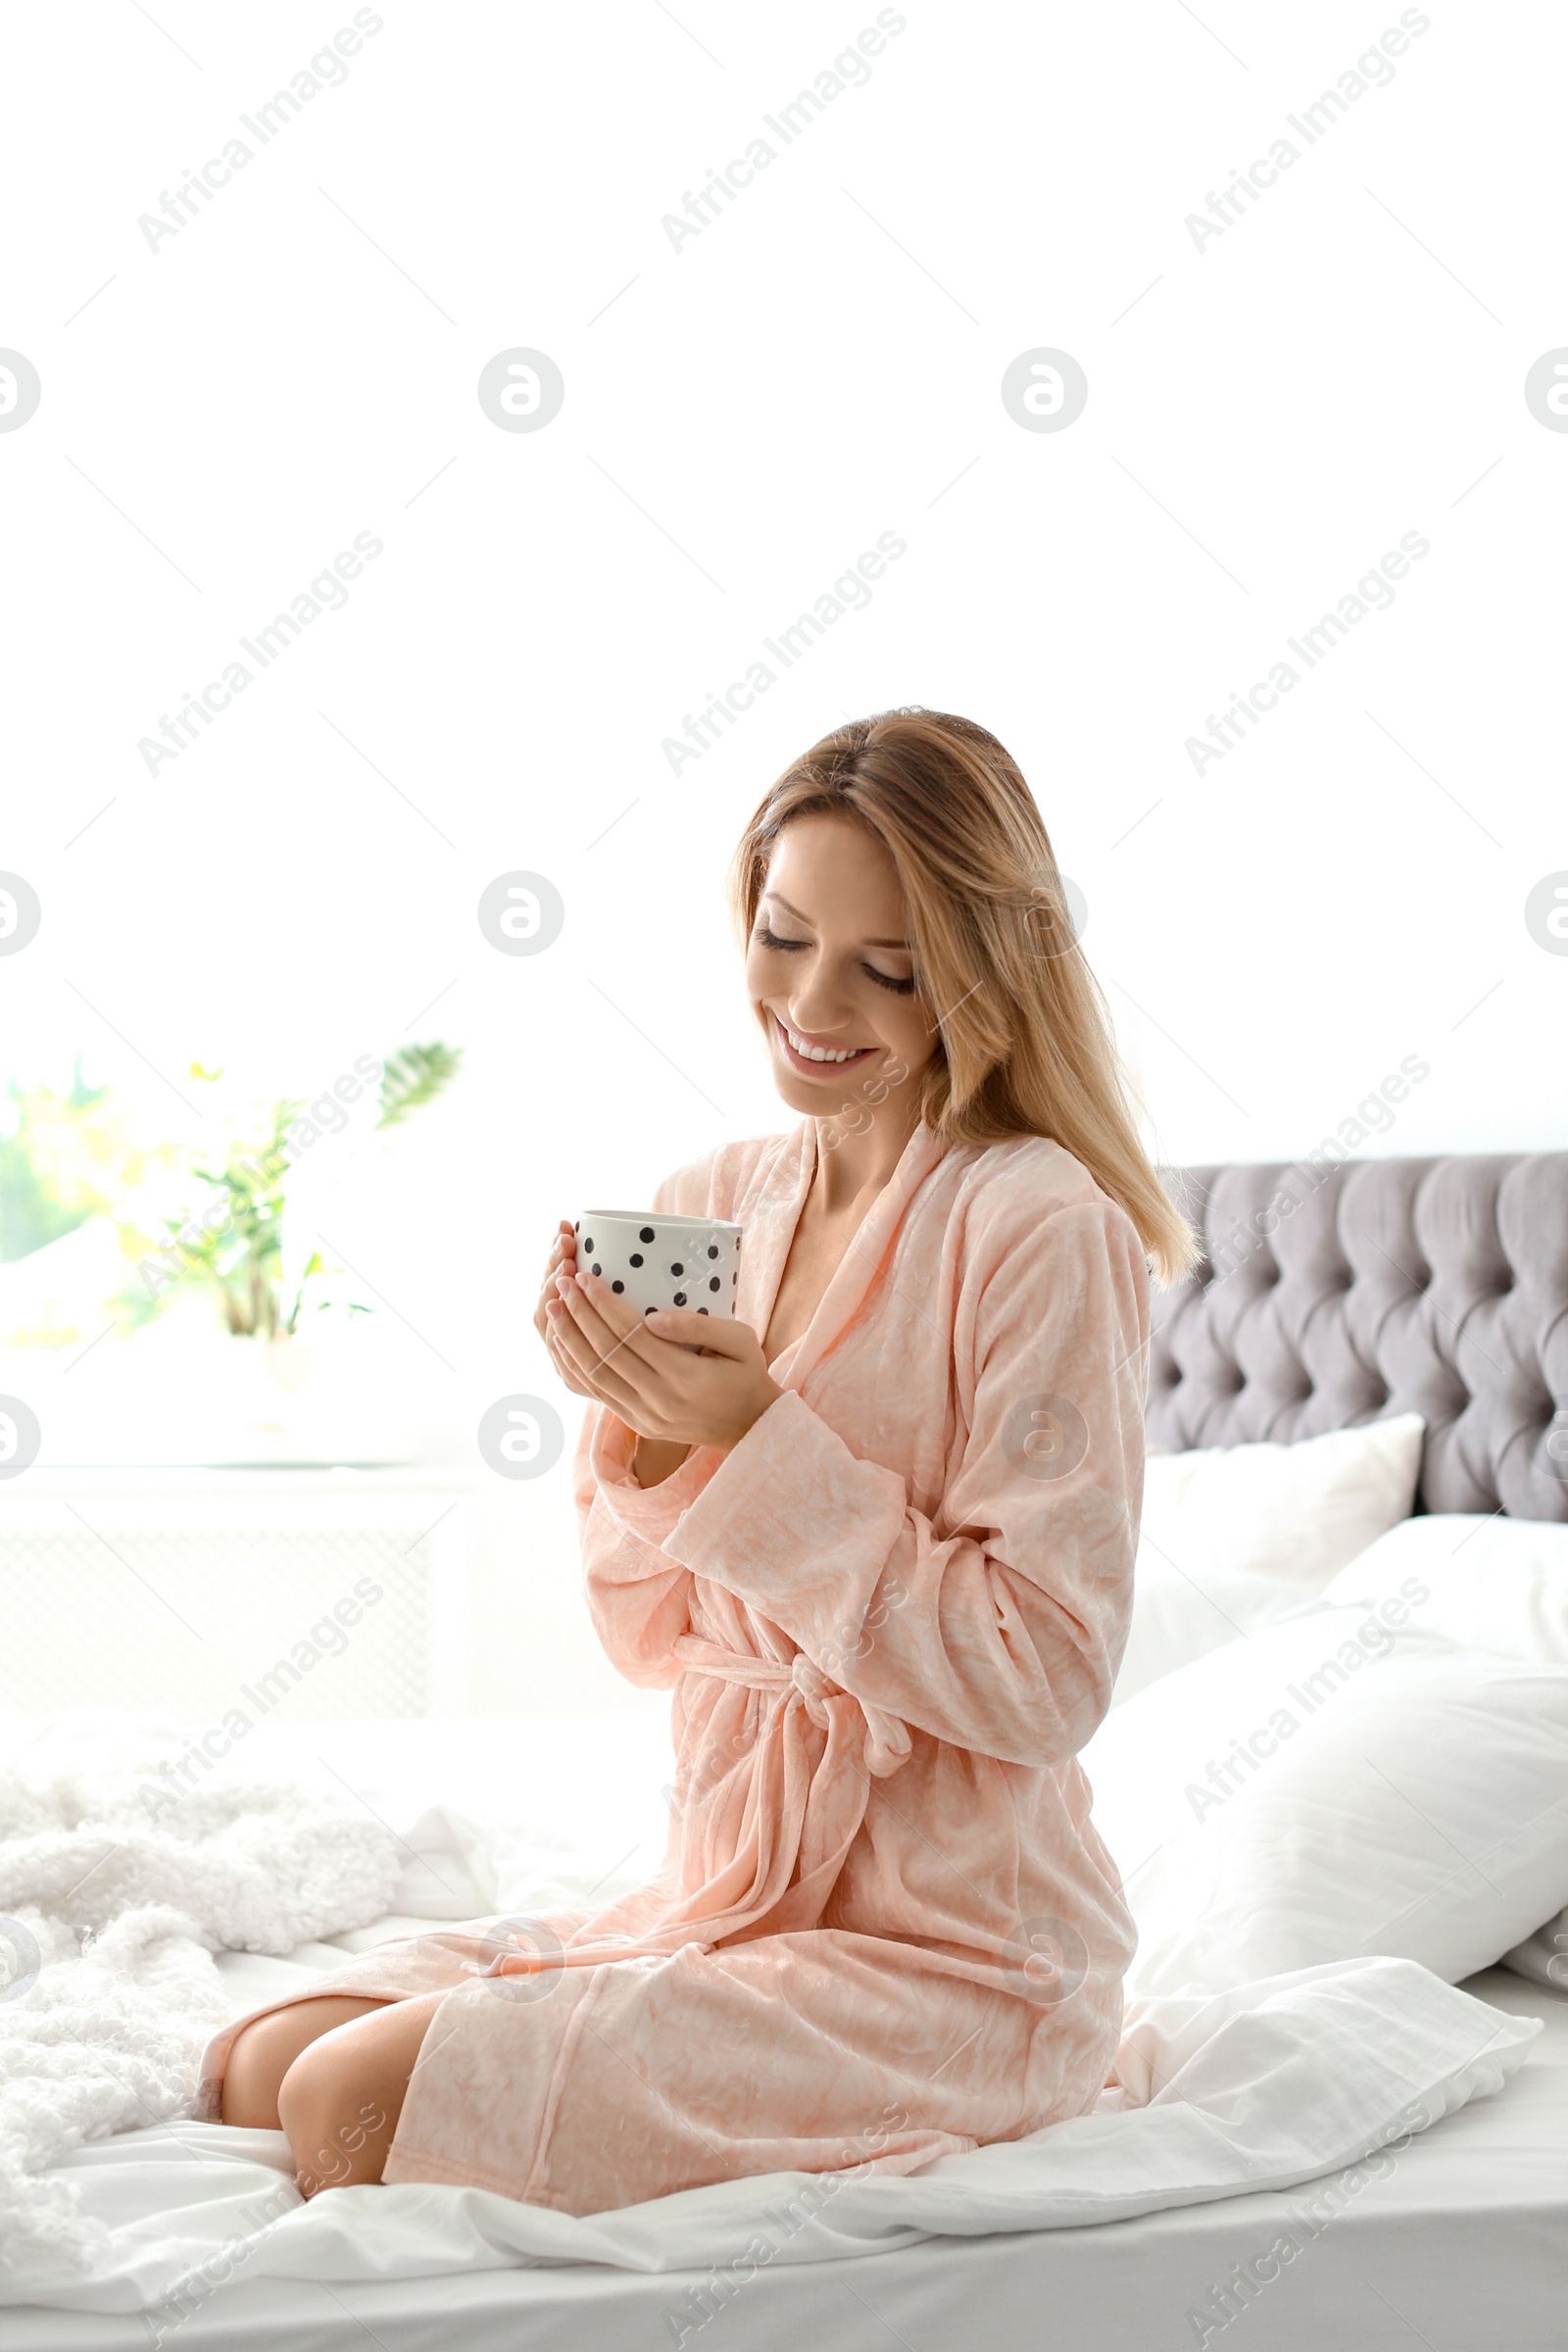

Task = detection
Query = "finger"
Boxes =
[547,1302,618,1389]
[539,1244,570,1324]
[573,1267,651,1339]
[549,1296,661,1414]
[558,1280,691,1432]
[542,1322,594,1396]
[562,1270,662,1377]
[643,1308,753,1355]
[546,1323,627,1409]
[553,1272,625,1362]
[549,1320,655,1426]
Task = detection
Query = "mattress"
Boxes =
[3,1713,1564,2351]
[3,1970,1563,2351]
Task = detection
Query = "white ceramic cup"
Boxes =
[573,1210,744,1319]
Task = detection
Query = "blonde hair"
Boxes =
[729,708,1198,1286]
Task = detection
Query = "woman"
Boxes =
[207,708,1194,2214]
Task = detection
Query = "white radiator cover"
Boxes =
[0,1468,473,1720]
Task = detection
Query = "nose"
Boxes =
[783,952,857,1039]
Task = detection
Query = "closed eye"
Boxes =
[757,926,915,994]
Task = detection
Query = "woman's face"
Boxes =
[745,813,937,1118]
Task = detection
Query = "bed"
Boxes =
[3,1150,1567,2350]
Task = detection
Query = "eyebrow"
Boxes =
[761,889,909,951]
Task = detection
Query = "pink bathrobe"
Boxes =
[200,1118,1150,2215]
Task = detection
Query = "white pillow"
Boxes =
[1320,1510,1568,1992]
[1111,1554,1305,1706]
[1083,1601,1568,1997]
[1115,1414,1426,1703]
[1502,1912,1568,1991]
[1320,1509,1568,1662]
[1139,1412,1425,1589]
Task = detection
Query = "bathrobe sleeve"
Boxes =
[573,1410,708,1689]
[658,1197,1151,1767]
[572,1152,732,1689]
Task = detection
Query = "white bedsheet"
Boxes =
[0,1709,1552,2351]
[0,1950,1533,2311]
[0,1973,1560,2352]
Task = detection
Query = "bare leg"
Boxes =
[221,1996,393,2130]
[276,1990,450,2195]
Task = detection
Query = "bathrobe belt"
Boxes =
[672,1634,912,1780]
[452,1636,922,1986]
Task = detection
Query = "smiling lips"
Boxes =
[773,1013,875,1073]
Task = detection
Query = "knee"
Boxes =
[221,2011,306,2130]
[277,2035,385,2196]
[220,1996,388,2132]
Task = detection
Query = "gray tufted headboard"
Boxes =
[1147,1153,1568,1521]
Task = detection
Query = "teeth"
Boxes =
[784,1023,862,1063]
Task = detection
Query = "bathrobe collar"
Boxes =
[741,1116,954,1391]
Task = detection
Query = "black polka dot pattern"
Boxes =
[576,1216,745,1319]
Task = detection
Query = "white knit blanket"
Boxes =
[0,1740,402,2275]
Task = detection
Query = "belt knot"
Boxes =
[672,1635,910,1777]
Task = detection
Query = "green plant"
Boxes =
[169,1096,300,1337]
[0,1059,121,1263]
[158,1041,463,1337]
[0,1061,195,1323]
[377,1041,464,1127]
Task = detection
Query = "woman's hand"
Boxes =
[533,1222,600,1401]
[544,1265,782,1454]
